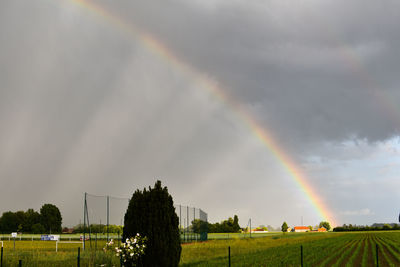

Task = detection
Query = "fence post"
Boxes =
[376,244,379,267]
[19,259,22,267]
[1,247,3,267]
[77,247,80,267]
[301,245,303,267]
[228,246,231,267]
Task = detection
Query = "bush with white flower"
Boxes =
[104,233,147,266]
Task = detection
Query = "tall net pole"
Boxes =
[107,195,109,242]
[83,192,86,250]
[187,206,189,239]
[179,205,181,235]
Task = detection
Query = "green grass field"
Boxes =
[182,231,400,266]
[1,231,400,266]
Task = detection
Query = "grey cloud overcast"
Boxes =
[1,0,400,227]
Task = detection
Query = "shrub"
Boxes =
[123,181,181,267]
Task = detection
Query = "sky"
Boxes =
[1,0,400,228]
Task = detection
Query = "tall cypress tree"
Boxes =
[123,181,181,267]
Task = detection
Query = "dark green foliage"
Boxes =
[334,223,400,232]
[24,209,41,232]
[319,221,331,231]
[31,223,45,234]
[123,180,181,267]
[205,215,241,233]
[0,204,61,233]
[191,219,208,234]
[40,204,62,233]
[0,211,19,233]
[72,223,122,233]
[281,221,288,232]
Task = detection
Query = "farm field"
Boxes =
[1,231,400,266]
[181,231,400,266]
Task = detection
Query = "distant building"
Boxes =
[251,228,268,233]
[317,227,327,232]
[293,226,310,232]
[286,227,292,232]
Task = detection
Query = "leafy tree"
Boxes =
[40,204,62,233]
[123,181,181,267]
[24,209,40,232]
[191,219,208,234]
[383,224,392,230]
[233,215,241,232]
[0,211,18,233]
[206,215,241,233]
[15,211,26,231]
[32,223,45,234]
[319,221,331,231]
[281,221,288,232]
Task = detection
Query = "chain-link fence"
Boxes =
[175,205,208,242]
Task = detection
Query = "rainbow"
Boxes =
[66,0,336,226]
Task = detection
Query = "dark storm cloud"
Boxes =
[98,0,400,150]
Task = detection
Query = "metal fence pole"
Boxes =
[228,246,231,267]
[1,246,3,267]
[19,260,22,267]
[77,247,80,267]
[301,245,303,267]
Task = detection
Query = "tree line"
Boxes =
[333,223,400,232]
[0,204,62,234]
[72,223,123,233]
[191,215,241,233]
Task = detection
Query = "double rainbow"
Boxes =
[66,0,336,226]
